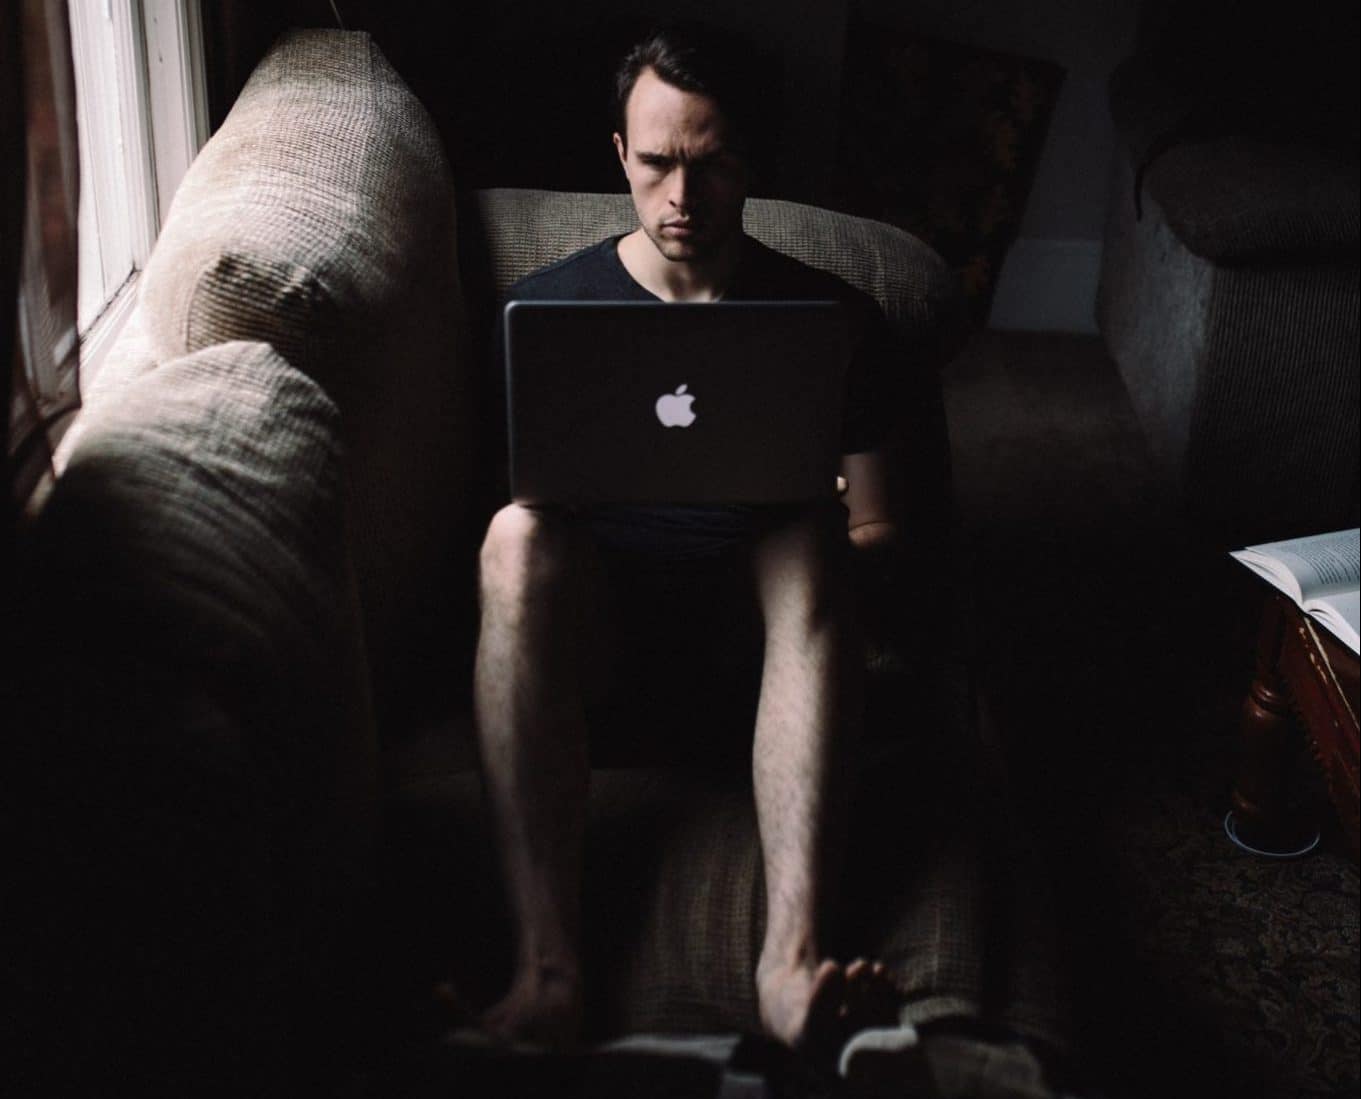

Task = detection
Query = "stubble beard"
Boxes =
[643,215,739,264]
[643,221,704,262]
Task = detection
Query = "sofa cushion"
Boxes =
[19,340,377,1089]
[33,338,376,882]
[138,28,477,720]
[50,308,158,474]
[384,736,1067,1054]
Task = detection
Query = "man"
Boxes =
[469,25,905,1054]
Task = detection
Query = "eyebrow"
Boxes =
[636,149,728,166]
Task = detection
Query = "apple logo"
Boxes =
[655,384,697,428]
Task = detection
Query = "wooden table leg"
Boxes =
[1229,597,1317,853]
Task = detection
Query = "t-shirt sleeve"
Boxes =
[839,294,906,454]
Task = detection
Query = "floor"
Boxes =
[943,330,1359,1098]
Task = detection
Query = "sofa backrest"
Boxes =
[470,188,959,336]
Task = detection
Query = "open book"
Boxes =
[1231,528,1360,654]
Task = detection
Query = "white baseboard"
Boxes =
[986,238,1103,334]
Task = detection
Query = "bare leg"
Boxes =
[470,504,607,1047]
[749,505,897,1048]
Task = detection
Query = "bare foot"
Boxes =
[757,957,901,1051]
[757,958,846,1049]
[476,967,583,1051]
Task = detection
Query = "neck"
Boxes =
[618,229,743,302]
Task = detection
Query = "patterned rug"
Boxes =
[1101,734,1358,1098]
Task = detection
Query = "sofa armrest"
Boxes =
[138,28,478,725]
[15,341,376,1091]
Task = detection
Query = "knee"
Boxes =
[751,503,852,630]
[478,504,577,606]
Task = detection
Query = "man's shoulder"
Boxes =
[505,237,631,301]
[741,237,880,314]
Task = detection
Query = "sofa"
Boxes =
[14,28,1066,1097]
[1096,0,1359,543]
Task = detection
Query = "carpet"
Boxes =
[944,330,1359,1099]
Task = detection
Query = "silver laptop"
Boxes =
[504,301,849,505]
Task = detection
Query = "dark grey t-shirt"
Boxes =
[499,233,903,560]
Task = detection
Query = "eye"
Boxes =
[695,152,742,178]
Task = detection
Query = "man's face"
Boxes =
[613,67,749,263]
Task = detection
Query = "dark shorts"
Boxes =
[574,500,851,764]
[596,540,762,671]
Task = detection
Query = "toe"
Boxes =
[841,961,902,1032]
[815,958,842,982]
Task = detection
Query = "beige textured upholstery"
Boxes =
[397,739,1064,1051]
[52,311,158,473]
[46,338,376,886]
[24,341,376,1085]
[139,28,477,687]
[474,187,959,333]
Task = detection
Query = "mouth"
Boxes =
[662,222,699,237]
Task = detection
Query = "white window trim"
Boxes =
[73,0,208,389]
[110,0,160,259]
[142,0,209,224]
[75,270,141,386]
[69,0,152,324]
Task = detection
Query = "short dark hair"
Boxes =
[612,23,759,155]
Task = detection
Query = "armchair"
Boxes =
[17,27,1066,1095]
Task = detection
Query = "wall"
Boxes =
[223,0,1143,332]
[856,0,1142,333]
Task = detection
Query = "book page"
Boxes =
[1305,590,1361,655]
[1233,528,1360,602]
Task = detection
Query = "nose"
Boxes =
[668,164,693,213]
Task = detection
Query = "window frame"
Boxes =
[67,0,207,387]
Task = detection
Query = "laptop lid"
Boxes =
[504,301,849,505]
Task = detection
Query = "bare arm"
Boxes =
[839,449,903,552]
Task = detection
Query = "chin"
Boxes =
[661,242,703,262]
[648,227,716,263]
[646,232,695,261]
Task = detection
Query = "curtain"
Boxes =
[4,0,81,524]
